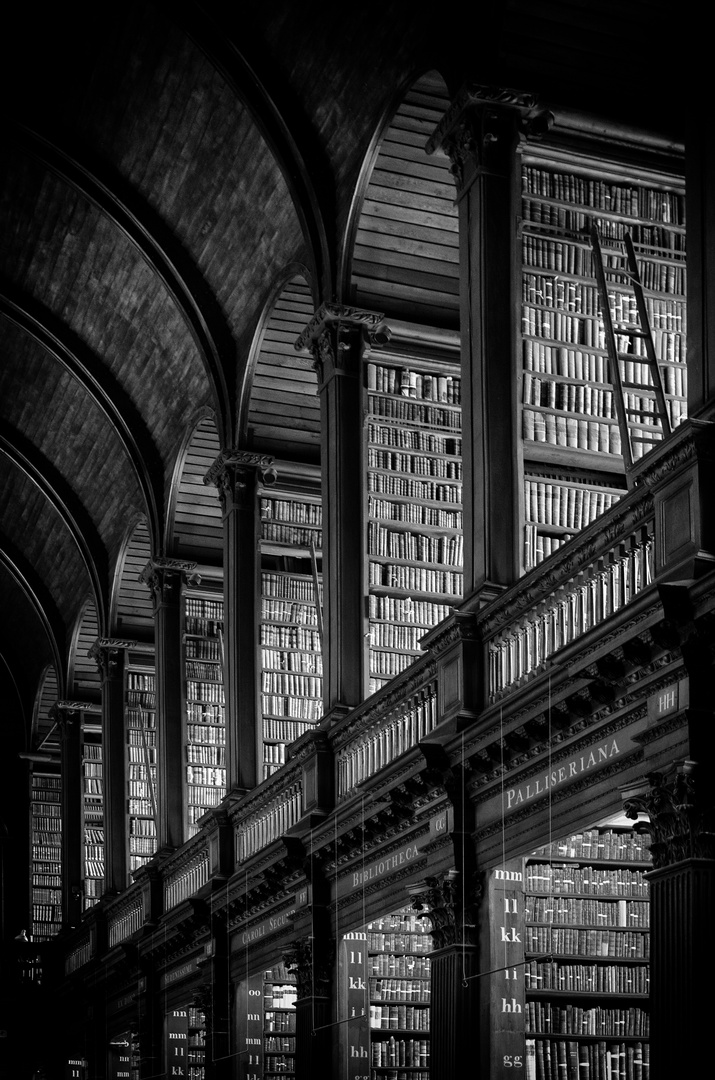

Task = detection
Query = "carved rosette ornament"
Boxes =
[88,638,136,680]
[408,869,482,950]
[283,934,334,999]
[294,302,386,385]
[623,759,715,868]
[204,449,276,514]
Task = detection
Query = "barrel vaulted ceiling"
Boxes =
[0,0,686,768]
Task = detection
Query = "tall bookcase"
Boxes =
[183,590,226,835]
[519,147,686,570]
[260,467,323,780]
[523,823,652,1079]
[365,359,462,693]
[29,768,62,939]
[364,906,432,1080]
[125,663,157,876]
[109,1031,140,1080]
[187,1006,206,1080]
[263,963,298,1079]
[81,723,104,910]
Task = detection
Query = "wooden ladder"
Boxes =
[591,226,671,486]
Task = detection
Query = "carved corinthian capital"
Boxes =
[623,759,715,868]
[408,868,482,950]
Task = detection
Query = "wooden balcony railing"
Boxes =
[164,842,210,910]
[234,775,303,863]
[106,891,145,949]
[484,488,656,701]
[334,664,438,800]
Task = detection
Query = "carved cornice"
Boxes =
[330,658,438,754]
[623,759,715,867]
[294,303,384,352]
[635,418,715,490]
[203,448,276,513]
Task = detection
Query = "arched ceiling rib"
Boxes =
[0,285,162,547]
[0,546,65,701]
[68,599,101,704]
[112,521,155,643]
[0,424,107,630]
[9,122,236,443]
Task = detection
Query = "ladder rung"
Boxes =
[621,382,655,393]
[631,435,663,444]
[615,329,649,338]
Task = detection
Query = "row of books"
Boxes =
[127,672,155,691]
[368,448,462,479]
[186,680,225,703]
[524,406,622,454]
[525,1003,649,1037]
[129,817,156,836]
[533,832,652,861]
[521,166,684,224]
[367,393,460,430]
[371,1037,428,1067]
[262,647,323,673]
[368,523,463,567]
[186,743,225,765]
[184,616,223,637]
[187,785,224,807]
[370,623,425,650]
[523,204,685,256]
[264,1036,295,1052]
[263,717,310,742]
[83,778,103,795]
[264,1055,294,1072]
[261,623,321,649]
[127,724,156,744]
[185,660,222,681]
[526,898,649,927]
[186,766,225,787]
[524,478,621,531]
[524,962,649,994]
[369,955,431,979]
[525,927,649,959]
[186,706,225,728]
[368,422,461,456]
[370,651,418,677]
[84,860,104,880]
[262,522,323,548]
[262,694,323,720]
[264,1011,296,1032]
[370,979,431,1003]
[263,984,297,1009]
[129,744,156,764]
[185,637,221,661]
[368,470,461,504]
[522,234,685,296]
[367,932,431,954]
[526,1037,649,1080]
[366,363,461,403]
[264,743,287,764]
[261,671,322,697]
[262,598,319,627]
[369,561,463,596]
[185,597,223,620]
[262,571,321,603]
[32,845,62,861]
[525,864,648,896]
[32,801,60,816]
[260,497,322,526]
[369,595,451,627]
[368,495,462,530]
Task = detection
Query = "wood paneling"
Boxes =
[113,521,154,640]
[350,71,458,328]
[172,417,223,561]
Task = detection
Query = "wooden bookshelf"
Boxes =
[519,150,686,570]
[263,963,297,1078]
[523,825,652,1080]
[125,665,157,877]
[366,907,432,1079]
[81,726,104,910]
[365,360,462,693]
[260,472,323,779]
[183,592,226,835]
[187,1006,206,1080]
[30,769,62,940]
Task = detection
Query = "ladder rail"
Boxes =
[590,226,635,476]
[590,226,673,485]
[623,232,672,439]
